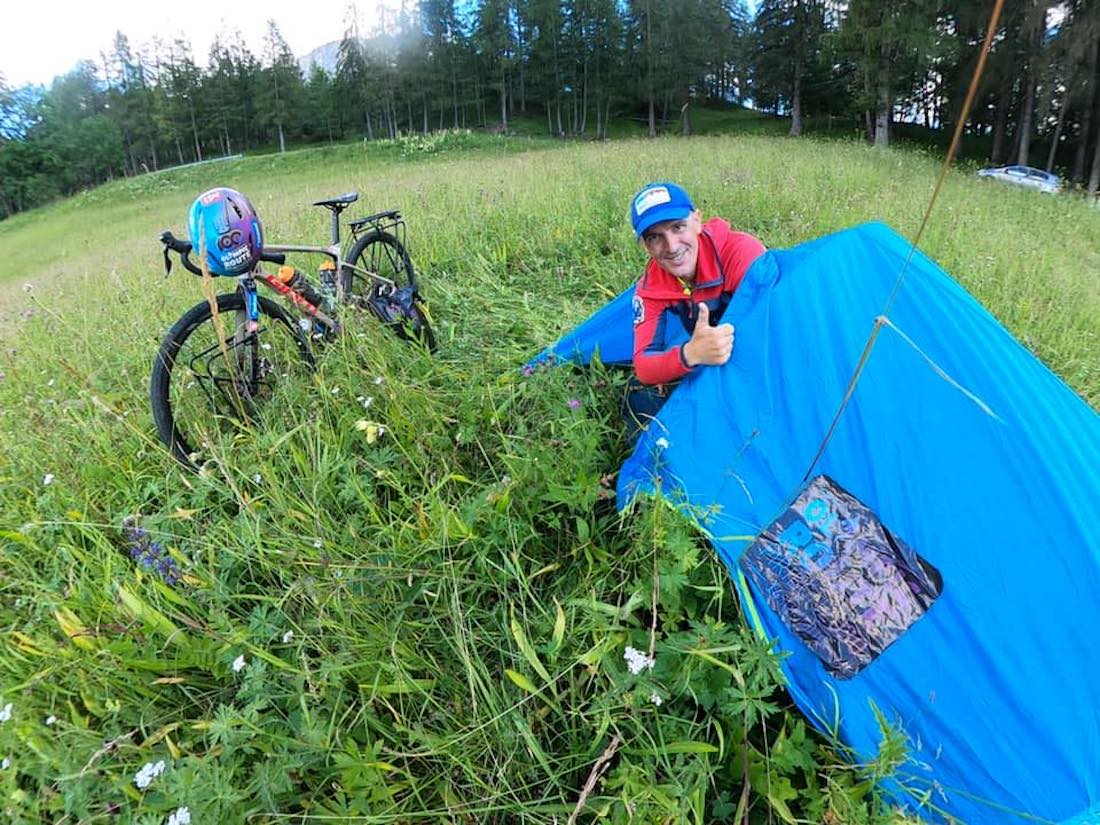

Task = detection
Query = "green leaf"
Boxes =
[629,741,719,756]
[548,598,566,656]
[504,669,538,694]
[510,604,554,688]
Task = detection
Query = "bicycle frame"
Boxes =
[162,194,410,339]
[240,232,398,334]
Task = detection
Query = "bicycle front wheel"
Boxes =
[342,231,436,351]
[150,292,315,470]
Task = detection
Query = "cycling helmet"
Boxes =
[187,187,264,276]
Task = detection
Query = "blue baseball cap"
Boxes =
[630,182,694,237]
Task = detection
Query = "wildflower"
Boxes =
[624,646,655,675]
[356,420,384,444]
[232,654,247,673]
[357,395,373,409]
[649,692,663,707]
[0,758,8,770]
[252,474,262,483]
[0,703,12,722]
[655,437,670,450]
[373,375,383,385]
[298,318,311,332]
[312,539,323,549]
[22,283,32,293]
[133,759,166,790]
[282,630,294,643]
[330,386,340,395]
[167,807,192,825]
[568,398,581,410]
[521,364,535,377]
[122,520,183,587]
[42,473,54,486]
[45,715,57,726]
[46,379,55,387]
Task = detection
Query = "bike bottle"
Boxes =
[276,265,325,309]
[317,260,338,311]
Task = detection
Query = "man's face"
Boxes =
[640,210,703,281]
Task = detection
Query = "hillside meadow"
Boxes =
[0,131,1097,824]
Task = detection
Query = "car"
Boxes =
[977,164,1062,194]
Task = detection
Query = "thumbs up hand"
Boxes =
[682,302,734,368]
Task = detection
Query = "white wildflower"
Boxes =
[133,759,166,790]
[232,654,247,673]
[330,386,340,395]
[624,646,655,675]
[655,437,670,450]
[0,703,12,722]
[46,379,55,387]
[298,318,311,332]
[166,806,191,825]
[45,715,57,726]
[0,758,9,770]
[358,395,374,409]
[252,474,262,483]
[649,692,663,707]
[373,376,383,385]
[282,630,294,643]
[42,473,54,486]
[312,539,323,549]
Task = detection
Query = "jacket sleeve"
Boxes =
[632,293,694,385]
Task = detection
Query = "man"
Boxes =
[625,181,766,437]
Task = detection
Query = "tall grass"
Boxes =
[0,132,1096,823]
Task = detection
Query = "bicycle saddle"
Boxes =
[312,192,359,210]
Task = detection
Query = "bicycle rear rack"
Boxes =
[349,210,407,251]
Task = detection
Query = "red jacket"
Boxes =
[632,218,766,385]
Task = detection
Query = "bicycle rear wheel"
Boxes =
[150,292,315,470]
[342,230,436,351]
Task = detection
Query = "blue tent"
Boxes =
[535,222,1100,824]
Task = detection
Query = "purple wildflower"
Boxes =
[521,364,535,377]
[122,519,183,587]
[568,398,581,410]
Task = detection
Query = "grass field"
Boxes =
[0,129,1097,824]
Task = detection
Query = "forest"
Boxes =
[2,0,1099,217]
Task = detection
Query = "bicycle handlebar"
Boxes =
[159,230,285,277]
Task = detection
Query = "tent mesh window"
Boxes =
[740,475,942,679]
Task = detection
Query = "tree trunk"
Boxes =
[681,100,692,136]
[648,94,656,138]
[580,60,588,134]
[1072,38,1099,182]
[1016,11,1043,166]
[789,63,803,137]
[452,60,459,128]
[1046,93,1068,171]
[874,61,891,148]
[991,80,1012,164]
[500,73,508,129]
[188,98,202,161]
[1088,131,1100,197]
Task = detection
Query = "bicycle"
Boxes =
[152,191,435,470]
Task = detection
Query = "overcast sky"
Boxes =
[2,0,390,88]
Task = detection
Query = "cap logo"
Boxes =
[634,186,671,216]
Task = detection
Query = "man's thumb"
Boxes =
[696,302,709,325]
